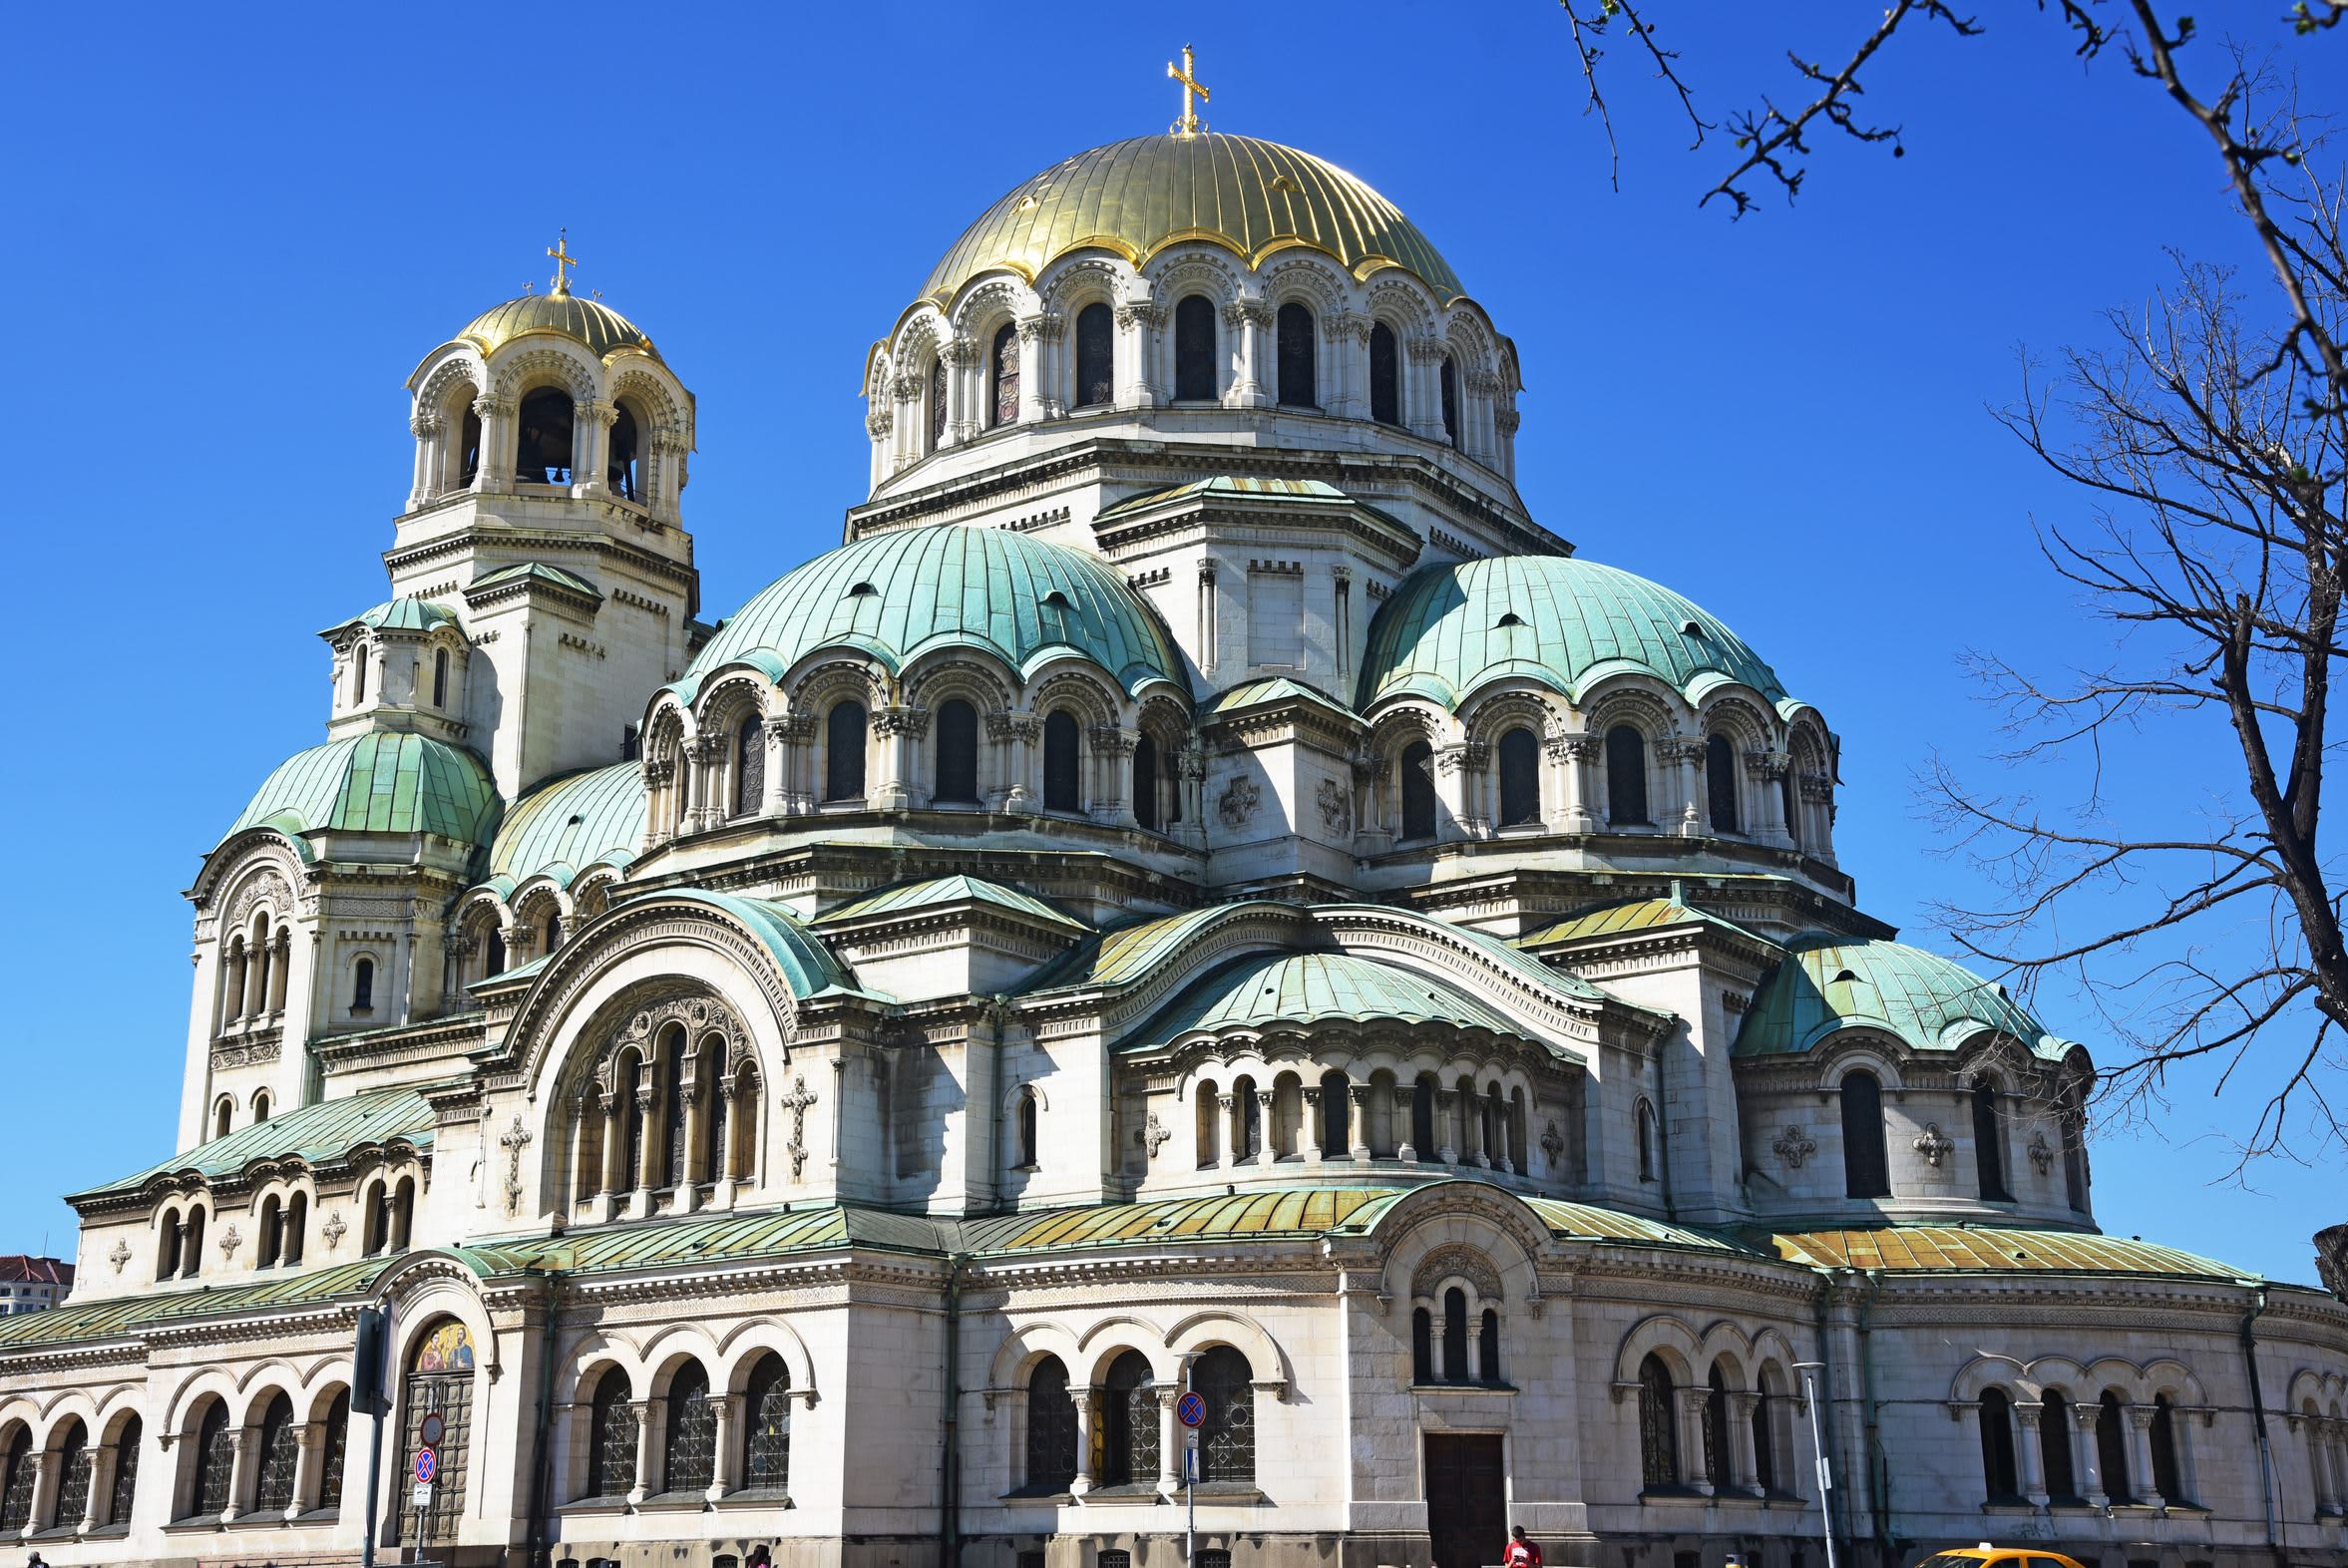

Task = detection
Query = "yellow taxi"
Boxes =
[1914,1547,2088,1568]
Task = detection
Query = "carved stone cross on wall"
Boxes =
[500,1113,534,1216]
[780,1075,820,1177]
[108,1238,131,1274]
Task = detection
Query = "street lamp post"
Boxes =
[1793,1360,1838,1568]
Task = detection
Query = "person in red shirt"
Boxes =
[1504,1525,1542,1568]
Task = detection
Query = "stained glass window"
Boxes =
[991,324,1019,428]
[1400,741,1435,840]
[1497,728,1540,826]
[827,701,868,802]
[1276,303,1316,408]
[54,1421,91,1528]
[0,1430,31,1530]
[1979,1387,2019,1499]
[1099,1352,1156,1486]
[1606,725,1649,824]
[1706,734,1740,832]
[1370,322,1400,426]
[587,1373,634,1499]
[663,1365,716,1495]
[1074,304,1114,409]
[1840,1071,1890,1199]
[1042,711,1080,813]
[743,1355,791,1491]
[736,717,765,818]
[255,1393,298,1512]
[1024,1356,1076,1489]
[621,1055,645,1189]
[1439,355,1460,447]
[1174,295,1217,402]
[109,1416,141,1527]
[1638,1355,1678,1489]
[319,1390,349,1511]
[193,1400,234,1517]
[1194,1346,1254,1484]
[935,699,979,804]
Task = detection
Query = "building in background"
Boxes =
[0,1259,72,1316]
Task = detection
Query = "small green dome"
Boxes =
[1358,555,1789,713]
[684,525,1186,699]
[1125,950,1523,1053]
[318,597,460,636]
[1736,937,2080,1061]
[486,763,643,888]
[222,734,501,847]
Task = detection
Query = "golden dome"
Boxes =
[458,285,660,362]
[920,133,1464,307]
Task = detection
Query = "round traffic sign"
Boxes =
[420,1410,446,1447]
[1176,1390,1207,1428]
[413,1446,437,1485]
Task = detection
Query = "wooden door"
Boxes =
[1424,1433,1507,1568]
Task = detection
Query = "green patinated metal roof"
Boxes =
[1096,476,1393,525]
[318,597,459,636]
[815,876,1090,933]
[1124,950,1527,1052]
[1520,898,1767,950]
[221,734,501,847]
[487,764,643,888]
[1736,937,2079,1061]
[79,1087,436,1201]
[471,562,601,597]
[623,889,868,999]
[1358,555,1790,714]
[1772,1225,2250,1280]
[456,1204,949,1279]
[1523,1196,1745,1252]
[1198,676,1361,724]
[964,1187,1405,1253]
[681,525,1186,699]
[0,1256,392,1351]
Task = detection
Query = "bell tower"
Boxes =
[393,238,701,797]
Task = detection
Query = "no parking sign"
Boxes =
[1176,1390,1206,1428]
[414,1445,437,1486]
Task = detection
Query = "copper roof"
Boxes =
[1771,1225,2251,1279]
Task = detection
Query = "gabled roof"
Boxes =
[76,1087,436,1202]
[1123,950,1528,1053]
[470,562,601,598]
[1197,676,1361,725]
[1519,898,1768,950]
[1736,937,2079,1062]
[815,876,1090,934]
[221,734,501,848]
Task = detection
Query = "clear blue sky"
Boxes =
[2,3,2334,1282]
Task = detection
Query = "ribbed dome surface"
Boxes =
[319,597,459,636]
[1358,556,1789,713]
[486,763,643,888]
[459,288,658,361]
[223,734,500,847]
[1124,950,1521,1054]
[685,525,1186,698]
[920,133,1463,306]
[1736,938,2078,1061]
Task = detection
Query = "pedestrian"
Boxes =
[1503,1524,1541,1568]
[747,1547,772,1568]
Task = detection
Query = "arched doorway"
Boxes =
[397,1318,476,1548]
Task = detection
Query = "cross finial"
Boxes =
[1167,44,1210,138]
[546,228,580,295]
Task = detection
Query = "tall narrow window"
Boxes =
[253,1090,271,1122]
[1497,727,1541,826]
[1706,733,1740,832]
[181,1207,205,1276]
[52,1421,89,1530]
[934,699,978,804]
[2061,1089,2089,1211]
[1753,1384,1778,1492]
[257,1195,282,1268]
[432,648,449,707]
[318,1390,349,1510]
[1042,711,1080,813]
[254,1393,298,1512]
[826,701,868,802]
[1606,725,1649,824]
[353,958,374,1012]
[282,1191,306,1266]
[1370,322,1400,425]
[1705,1365,1732,1489]
[928,357,947,453]
[1478,1309,1501,1384]
[1637,1100,1658,1182]
[1233,1075,1261,1159]
[665,1364,717,1495]
[1638,1355,1678,1489]
[353,649,367,704]
[459,408,482,486]
[1972,1078,2011,1201]
[989,322,1019,428]
[1023,1356,1076,1490]
[1979,1387,2020,1500]
[1411,1076,1436,1155]
[110,1416,142,1528]
[742,1354,791,1492]
[0,1429,33,1531]
[1133,733,1160,832]
[1193,1346,1255,1484]
[1099,1352,1156,1486]
[515,387,576,484]
[1400,740,1436,840]
[1174,295,1217,402]
[1276,302,1316,407]
[1840,1070,1890,1199]
[735,716,766,817]
[1322,1070,1353,1157]
[1016,1089,1039,1169]
[661,1035,688,1189]
[1074,303,1114,409]
[700,1046,729,1184]
[1411,1309,1434,1383]
[608,403,640,500]
[1439,355,1460,447]
[192,1400,234,1517]
[1441,1289,1469,1384]
[587,1372,633,1500]
[2151,1393,2183,1502]
[2098,1391,2134,1503]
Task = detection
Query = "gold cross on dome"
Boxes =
[546,228,580,294]
[1167,44,1210,138]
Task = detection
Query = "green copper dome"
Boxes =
[684,525,1186,699]
[486,763,643,889]
[318,597,460,637]
[1124,950,1525,1054]
[1736,937,2080,1061]
[1358,556,1790,713]
[222,734,501,847]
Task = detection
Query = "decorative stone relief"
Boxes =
[108,1238,131,1274]
[1772,1125,1816,1170]
[218,1225,242,1260]
[1218,775,1260,828]
[1316,778,1351,835]
[500,1114,534,1216]
[780,1075,820,1177]
[322,1210,348,1249]
[1913,1122,1953,1168]
[2027,1130,2054,1176]
[1412,1244,1502,1303]
[1540,1121,1566,1167]
[1137,1115,1171,1158]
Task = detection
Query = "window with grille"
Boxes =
[742,1355,791,1491]
[1174,295,1217,402]
[1638,1355,1678,1489]
[991,324,1020,427]
[1370,323,1400,425]
[1099,1352,1156,1485]
[1099,1553,1132,1568]
[254,1394,299,1512]
[193,1401,234,1516]
[1703,1366,1730,1488]
[109,1416,141,1527]
[662,1037,689,1190]
[1194,1346,1254,1484]
[1025,1356,1077,1489]
[587,1374,635,1499]
[664,1365,716,1494]
[1277,303,1316,408]
[1199,1553,1233,1568]
[54,1423,91,1527]
[735,718,765,817]
[929,359,947,452]
[1074,305,1114,409]
[319,1390,349,1511]
[0,1431,30,1530]
[827,702,869,801]
[935,700,979,804]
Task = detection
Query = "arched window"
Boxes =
[587,1371,634,1500]
[353,648,368,704]
[1636,1100,1658,1183]
[1780,768,1800,849]
[214,1095,233,1140]
[1411,1075,1436,1155]
[1400,739,1436,840]
[257,1195,283,1268]
[1174,295,1218,402]
[1606,724,1649,825]
[109,1415,142,1528]
[826,701,868,802]
[1441,1288,1469,1384]
[181,1207,205,1276]
[1706,733,1739,832]
[1195,1081,1220,1169]
[697,1042,729,1185]
[2152,1393,2184,1502]
[515,387,576,485]
[1042,710,1080,813]
[1015,1088,1039,1169]
[2061,1087,2089,1211]
[1370,322,1401,426]
[545,913,562,953]
[2041,1388,2079,1501]
[254,1392,298,1512]
[1753,1377,1779,1493]
[1478,1309,1501,1384]
[486,927,507,977]
[1133,733,1160,832]
[318,1389,349,1511]
[1840,1070,1890,1198]
[1497,727,1540,826]
[253,1090,271,1122]
[665,1363,716,1496]
[53,1419,90,1530]
[1232,1074,1261,1160]
[928,356,947,453]
[1439,355,1460,448]
[1023,1356,1077,1490]
[1972,1078,2011,1201]
[0,1428,34,1531]
[1193,1346,1254,1484]
[661,1033,689,1190]
[1704,1365,1732,1489]
[158,1212,182,1280]
[282,1191,307,1266]
[1321,1070,1352,1158]
[2098,1390,2134,1503]
[353,957,374,1012]
[742,1354,791,1492]
[607,403,640,500]
[1637,1354,1679,1489]
[1276,302,1316,408]
[989,322,1019,428]
[1099,1351,1157,1487]
[934,699,979,804]
[432,648,450,707]
[1411,1308,1434,1383]
[459,407,482,486]
[1066,302,1115,410]
[735,716,766,817]
[191,1399,234,1518]
[389,1175,414,1251]
[1979,1386,2020,1499]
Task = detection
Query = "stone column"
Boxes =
[1255,1088,1277,1165]
[627,1399,656,1506]
[1728,1392,1762,1493]
[715,1079,742,1205]
[2016,1403,2050,1506]
[1089,726,1138,826]
[1750,750,1793,848]
[1675,1388,1716,1496]
[871,705,928,811]
[677,1076,705,1216]
[1327,314,1367,418]
[1349,1083,1373,1162]
[1462,1091,1485,1168]
[988,711,1038,814]
[1668,739,1705,837]
[708,1394,740,1501]
[25,1448,57,1535]
[760,716,791,817]
[1115,300,1162,409]
[268,935,290,1012]
[1069,1388,1096,1495]
[1432,742,1486,841]
[1015,313,1051,420]
[408,414,439,509]
[288,1421,323,1520]
[1225,298,1271,407]
[474,395,514,492]
[2073,1402,2109,1507]
[1156,1386,1181,1494]
[1392,1084,1417,1162]
[83,1446,115,1532]
[944,337,978,445]
[865,407,893,491]
[1406,337,1448,441]
[891,372,924,472]
[1177,745,1208,850]
[2128,1404,2161,1507]
[1497,406,1520,481]
[578,399,616,496]
[223,1426,257,1521]
[632,1079,658,1215]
